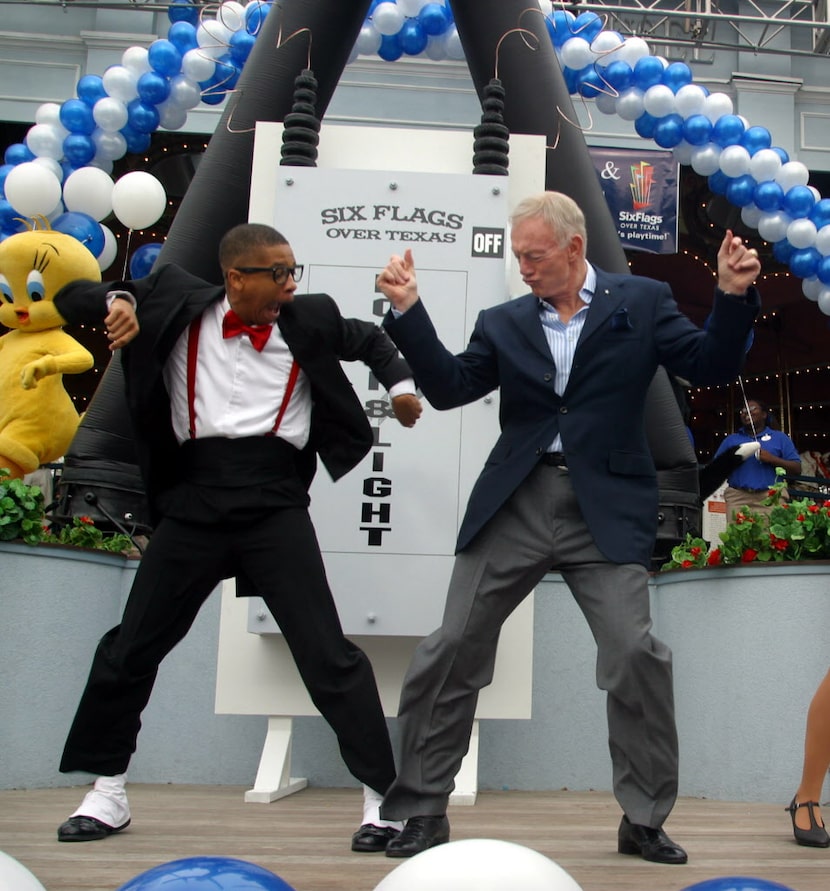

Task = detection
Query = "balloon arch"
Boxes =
[0,0,827,312]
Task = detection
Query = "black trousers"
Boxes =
[60,440,397,796]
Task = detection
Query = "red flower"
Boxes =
[741,548,759,563]
[809,504,820,514]
[681,559,694,568]
[823,501,830,509]
[707,549,722,565]
[767,489,776,497]
[690,546,702,557]
[797,514,806,522]
[79,515,94,525]
[769,535,789,552]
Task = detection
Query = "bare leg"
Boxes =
[794,670,830,831]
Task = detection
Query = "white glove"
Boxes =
[736,441,761,461]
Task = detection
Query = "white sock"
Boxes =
[362,785,402,831]
[69,773,131,828]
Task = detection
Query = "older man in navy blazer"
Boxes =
[375,191,761,863]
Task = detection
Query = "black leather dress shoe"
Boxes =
[351,823,400,853]
[57,815,131,842]
[617,815,688,864]
[386,814,450,858]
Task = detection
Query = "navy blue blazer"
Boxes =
[385,269,760,567]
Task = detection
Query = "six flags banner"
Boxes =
[590,147,679,254]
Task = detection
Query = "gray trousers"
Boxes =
[380,463,678,829]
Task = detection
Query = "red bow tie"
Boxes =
[222,309,273,352]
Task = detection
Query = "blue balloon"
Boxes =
[772,238,793,264]
[740,125,772,154]
[753,180,784,212]
[576,65,604,99]
[213,54,241,90]
[632,56,664,90]
[148,39,183,77]
[127,98,161,134]
[681,878,797,891]
[572,12,603,42]
[168,21,198,53]
[772,145,790,164]
[77,74,107,107]
[5,142,35,165]
[653,114,685,148]
[810,198,830,228]
[634,112,658,139]
[682,113,712,146]
[601,60,633,92]
[168,0,199,26]
[708,170,730,195]
[51,211,105,258]
[547,11,575,47]
[114,856,297,891]
[245,1,274,36]
[120,125,152,154]
[817,254,830,285]
[419,3,451,36]
[725,174,757,207]
[59,98,96,135]
[199,83,227,106]
[662,61,692,92]
[562,65,580,95]
[137,71,171,107]
[0,198,24,231]
[789,246,821,278]
[399,19,428,55]
[711,113,745,147]
[378,33,403,62]
[129,242,163,278]
[0,163,14,197]
[229,30,256,66]
[62,133,96,167]
[782,184,815,218]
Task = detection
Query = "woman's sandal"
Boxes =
[786,796,830,847]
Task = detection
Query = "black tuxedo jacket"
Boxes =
[385,270,760,567]
[56,263,412,523]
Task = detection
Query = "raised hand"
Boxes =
[377,249,419,313]
[717,229,761,296]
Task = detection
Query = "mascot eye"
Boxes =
[26,269,46,302]
[0,274,11,303]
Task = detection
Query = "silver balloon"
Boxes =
[93,96,129,133]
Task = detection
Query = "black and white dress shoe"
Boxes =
[385,814,450,858]
[617,815,688,864]
[57,815,131,842]
[351,823,400,853]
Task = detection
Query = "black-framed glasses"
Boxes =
[235,264,304,284]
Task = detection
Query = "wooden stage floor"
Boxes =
[1,785,827,891]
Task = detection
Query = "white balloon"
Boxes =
[537,0,553,15]
[594,90,618,115]
[818,289,830,315]
[169,74,202,110]
[356,23,382,56]
[182,48,217,83]
[90,158,114,175]
[757,210,792,243]
[218,1,246,32]
[787,218,817,249]
[672,140,694,166]
[197,18,233,56]
[35,101,64,128]
[445,25,465,60]
[718,144,750,178]
[674,84,707,118]
[0,851,46,891]
[424,33,448,61]
[398,0,430,15]
[810,185,822,203]
[591,30,623,57]
[643,84,675,118]
[62,166,114,221]
[373,1,404,36]
[122,45,151,76]
[815,224,830,256]
[613,36,650,66]
[157,101,188,131]
[97,223,118,273]
[702,91,733,123]
[92,128,128,163]
[775,160,810,191]
[740,203,762,228]
[615,87,645,121]
[690,142,722,176]
[560,37,594,71]
[25,123,65,160]
[803,276,822,301]
[93,96,129,133]
[102,64,138,103]
[748,148,782,183]
[111,171,167,230]
[372,839,584,891]
[32,155,63,182]
[5,161,62,217]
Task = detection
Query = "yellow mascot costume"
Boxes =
[0,221,101,478]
